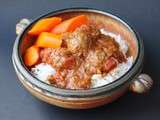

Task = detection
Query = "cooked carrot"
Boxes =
[24,46,40,67]
[51,15,88,34]
[28,17,62,35]
[35,32,62,48]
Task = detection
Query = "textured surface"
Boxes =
[0,0,160,120]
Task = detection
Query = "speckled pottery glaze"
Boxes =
[12,8,153,109]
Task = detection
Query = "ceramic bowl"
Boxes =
[12,8,153,109]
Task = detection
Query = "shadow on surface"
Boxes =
[33,89,158,120]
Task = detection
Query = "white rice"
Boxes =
[31,30,133,88]
[31,63,55,83]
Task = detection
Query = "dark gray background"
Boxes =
[0,0,160,120]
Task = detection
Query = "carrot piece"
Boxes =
[24,46,40,67]
[51,15,88,34]
[28,17,62,35]
[35,32,62,48]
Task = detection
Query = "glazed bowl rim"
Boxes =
[12,7,144,98]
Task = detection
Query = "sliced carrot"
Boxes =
[28,17,62,35]
[35,32,62,48]
[51,15,88,34]
[24,46,40,67]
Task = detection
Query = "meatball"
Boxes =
[65,69,91,89]
[97,35,119,57]
[40,48,76,69]
[62,24,100,56]
[111,51,126,63]
[50,69,91,89]
[76,24,101,40]
[83,49,106,74]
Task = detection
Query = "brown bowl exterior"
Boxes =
[17,73,128,109]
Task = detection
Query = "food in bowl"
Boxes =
[13,8,153,109]
[23,14,134,90]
